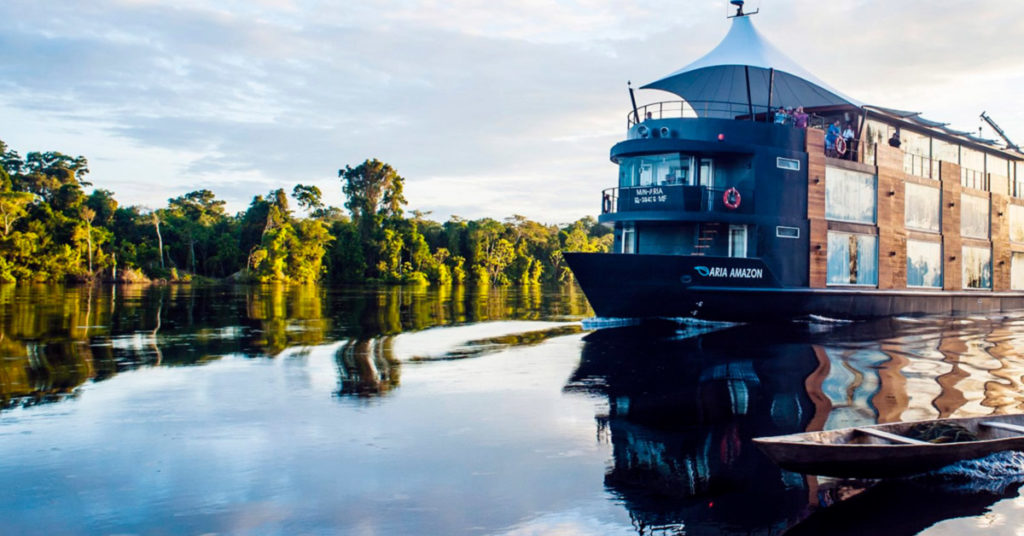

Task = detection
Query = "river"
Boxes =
[2,284,1024,535]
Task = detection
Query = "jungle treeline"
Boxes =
[0,139,611,285]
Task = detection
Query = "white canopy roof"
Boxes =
[641,15,861,113]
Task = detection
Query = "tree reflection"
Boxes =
[0,282,591,410]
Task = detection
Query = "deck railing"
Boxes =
[628,100,777,127]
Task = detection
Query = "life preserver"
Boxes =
[602,193,612,213]
[835,137,847,156]
[723,187,741,210]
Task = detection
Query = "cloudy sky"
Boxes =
[2,0,1024,222]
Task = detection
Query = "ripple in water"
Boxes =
[909,450,1024,492]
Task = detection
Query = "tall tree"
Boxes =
[340,159,407,227]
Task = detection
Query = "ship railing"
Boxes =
[601,185,749,214]
[629,100,778,127]
[903,153,935,180]
[961,168,989,191]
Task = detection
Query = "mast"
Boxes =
[727,0,759,19]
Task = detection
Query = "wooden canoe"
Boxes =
[753,414,1024,478]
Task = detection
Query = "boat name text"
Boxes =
[694,266,764,279]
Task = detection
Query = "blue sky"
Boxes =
[2,0,1023,222]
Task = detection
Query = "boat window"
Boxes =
[905,183,940,232]
[827,231,878,286]
[776,226,800,239]
[728,225,747,258]
[1012,252,1024,290]
[988,154,1010,193]
[901,130,932,179]
[1010,205,1024,243]
[621,223,635,254]
[962,246,992,289]
[862,119,892,164]
[932,138,959,179]
[906,240,942,288]
[961,148,986,190]
[1014,162,1024,198]
[776,157,800,171]
[825,167,876,224]
[960,194,990,239]
[618,154,692,188]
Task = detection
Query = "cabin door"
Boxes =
[728,225,747,258]
[698,158,715,188]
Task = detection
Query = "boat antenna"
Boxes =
[728,0,759,18]
[980,111,1019,151]
[628,81,640,124]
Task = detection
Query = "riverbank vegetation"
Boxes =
[0,138,611,285]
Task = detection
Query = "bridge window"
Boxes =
[618,154,691,188]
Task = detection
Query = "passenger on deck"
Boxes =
[793,107,809,129]
[889,127,902,148]
[825,120,841,156]
[842,123,856,160]
[773,107,789,125]
[645,111,653,121]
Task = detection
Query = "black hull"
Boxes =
[564,252,1024,321]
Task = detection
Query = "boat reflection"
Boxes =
[568,323,828,533]
[568,317,1024,534]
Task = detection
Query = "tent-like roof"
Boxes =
[641,15,861,115]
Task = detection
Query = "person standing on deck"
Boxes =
[826,120,841,156]
[793,107,809,129]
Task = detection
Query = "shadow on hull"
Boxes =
[565,252,1024,321]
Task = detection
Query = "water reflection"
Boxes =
[568,317,1024,534]
[7,283,1024,534]
[0,283,592,409]
[568,324,825,534]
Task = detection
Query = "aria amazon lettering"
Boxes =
[694,266,764,279]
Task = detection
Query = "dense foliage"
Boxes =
[0,141,611,285]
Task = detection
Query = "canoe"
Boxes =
[753,414,1024,478]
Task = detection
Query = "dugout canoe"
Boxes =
[753,414,1024,478]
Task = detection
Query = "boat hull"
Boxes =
[753,415,1024,478]
[564,252,1024,321]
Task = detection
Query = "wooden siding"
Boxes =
[876,145,906,289]
[807,129,827,287]
[940,161,963,290]
[992,192,1011,290]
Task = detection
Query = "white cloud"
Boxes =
[1,0,1023,220]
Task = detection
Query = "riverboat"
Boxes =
[753,414,1024,478]
[564,1,1024,321]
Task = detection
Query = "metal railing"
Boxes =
[629,100,780,127]
[961,169,988,191]
[903,153,934,179]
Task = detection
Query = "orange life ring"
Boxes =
[723,187,741,210]
[835,137,847,156]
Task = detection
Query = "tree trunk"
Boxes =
[86,222,93,274]
[153,214,164,269]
